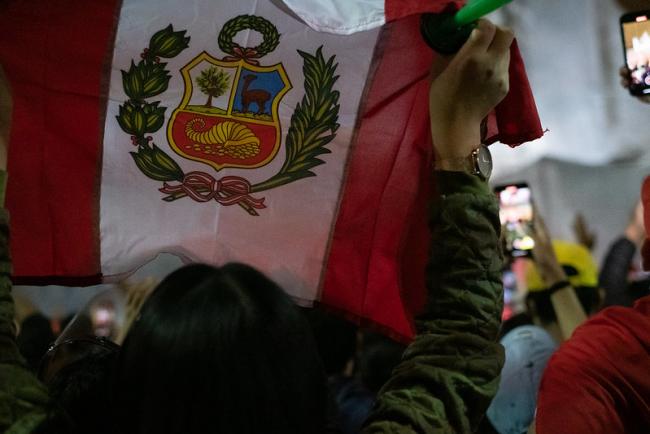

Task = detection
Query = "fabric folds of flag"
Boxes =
[0,0,542,339]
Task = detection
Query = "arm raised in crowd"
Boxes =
[362,20,511,433]
[531,213,587,340]
[599,200,645,307]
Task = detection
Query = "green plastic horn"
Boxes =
[421,0,514,54]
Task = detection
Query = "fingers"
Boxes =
[459,19,497,56]
[449,20,513,69]
[461,20,513,56]
[488,27,514,55]
[496,47,511,75]
[491,30,512,99]
[428,18,515,151]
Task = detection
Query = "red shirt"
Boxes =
[536,295,650,433]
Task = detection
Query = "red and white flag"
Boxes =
[0,0,541,339]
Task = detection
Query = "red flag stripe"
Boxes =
[321,15,436,341]
[0,0,120,280]
[385,0,463,22]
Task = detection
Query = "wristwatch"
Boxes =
[434,144,493,180]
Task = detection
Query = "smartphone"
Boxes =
[621,11,650,96]
[494,183,535,258]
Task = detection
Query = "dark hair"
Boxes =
[303,307,357,376]
[477,415,500,434]
[527,285,598,323]
[17,313,55,373]
[35,342,118,434]
[498,312,533,339]
[113,263,328,434]
[358,332,405,394]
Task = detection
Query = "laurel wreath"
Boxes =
[251,47,339,192]
[117,25,190,183]
[218,15,280,58]
[117,18,339,213]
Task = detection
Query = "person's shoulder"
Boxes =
[545,296,650,380]
[632,293,650,315]
[537,298,650,433]
[0,363,48,434]
[583,294,650,337]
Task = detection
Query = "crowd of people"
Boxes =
[1,18,649,434]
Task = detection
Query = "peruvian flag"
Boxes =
[0,0,541,340]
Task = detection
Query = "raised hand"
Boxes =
[429,19,513,160]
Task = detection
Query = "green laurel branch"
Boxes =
[130,144,184,182]
[116,25,190,182]
[252,46,339,193]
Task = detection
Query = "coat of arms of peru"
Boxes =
[116,15,340,215]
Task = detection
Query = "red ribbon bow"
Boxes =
[160,172,266,215]
[223,46,260,65]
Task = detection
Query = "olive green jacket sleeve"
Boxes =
[0,172,48,433]
[362,172,505,434]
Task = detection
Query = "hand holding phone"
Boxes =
[495,183,535,258]
[621,11,650,96]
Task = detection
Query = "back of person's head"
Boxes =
[113,263,328,434]
[498,312,534,339]
[303,306,357,376]
[17,313,55,373]
[525,240,599,322]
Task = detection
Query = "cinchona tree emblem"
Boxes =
[116,16,340,215]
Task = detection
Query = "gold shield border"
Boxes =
[167,51,292,171]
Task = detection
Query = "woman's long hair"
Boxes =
[113,263,328,434]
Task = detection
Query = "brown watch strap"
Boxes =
[433,154,475,174]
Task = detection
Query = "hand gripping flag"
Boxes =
[0,0,542,340]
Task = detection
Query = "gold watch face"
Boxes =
[476,145,492,179]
